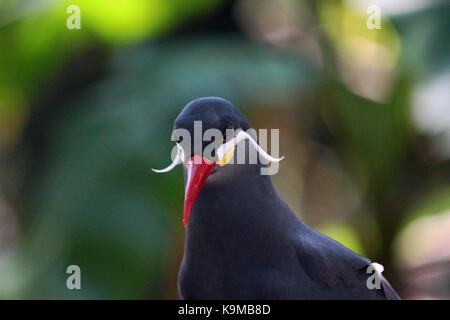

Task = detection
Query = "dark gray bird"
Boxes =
[154,97,400,300]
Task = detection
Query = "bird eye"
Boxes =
[220,122,236,143]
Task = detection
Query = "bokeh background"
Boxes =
[0,0,449,299]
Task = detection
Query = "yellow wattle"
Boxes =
[217,146,235,167]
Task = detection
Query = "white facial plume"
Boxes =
[152,130,284,173]
[151,143,184,173]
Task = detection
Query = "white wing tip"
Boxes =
[371,262,384,274]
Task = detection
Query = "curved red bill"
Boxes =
[183,156,215,227]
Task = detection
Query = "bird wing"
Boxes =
[379,273,401,300]
[294,226,400,299]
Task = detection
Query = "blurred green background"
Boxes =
[0,0,449,299]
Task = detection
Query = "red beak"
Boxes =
[183,156,215,227]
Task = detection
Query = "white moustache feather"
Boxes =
[152,131,284,173]
[151,143,183,173]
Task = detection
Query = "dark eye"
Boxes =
[220,120,235,142]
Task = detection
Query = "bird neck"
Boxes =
[184,164,283,250]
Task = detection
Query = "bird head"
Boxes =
[153,97,284,227]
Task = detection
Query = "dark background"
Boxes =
[0,0,449,299]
